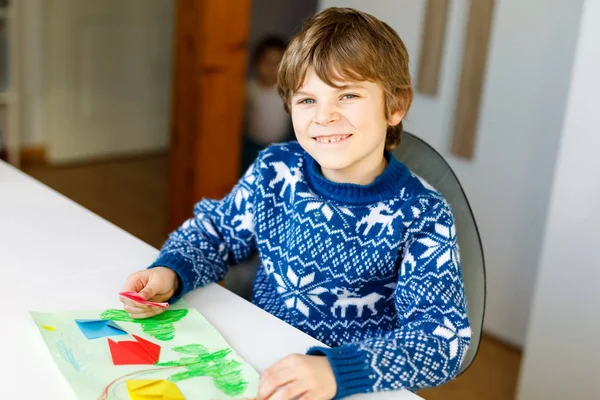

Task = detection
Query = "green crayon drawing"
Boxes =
[100,309,189,341]
[157,344,249,396]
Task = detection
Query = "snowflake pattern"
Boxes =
[408,208,460,272]
[433,317,471,360]
[272,267,328,317]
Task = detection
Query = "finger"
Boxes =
[124,303,162,315]
[267,382,307,400]
[122,272,149,293]
[126,308,164,319]
[123,304,153,314]
[138,283,159,301]
[258,364,295,400]
[147,292,173,303]
[125,306,165,319]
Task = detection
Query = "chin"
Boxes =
[311,154,354,171]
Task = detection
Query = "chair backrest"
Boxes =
[392,131,486,374]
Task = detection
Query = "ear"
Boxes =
[387,107,405,127]
[387,95,407,126]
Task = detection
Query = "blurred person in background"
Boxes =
[240,35,294,173]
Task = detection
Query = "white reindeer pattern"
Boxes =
[356,204,404,236]
[232,211,254,233]
[269,162,302,199]
[331,288,385,318]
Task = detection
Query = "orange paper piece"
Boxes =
[108,334,161,365]
[119,291,169,309]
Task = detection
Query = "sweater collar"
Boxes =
[303,151,409,205]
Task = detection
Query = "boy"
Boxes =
[241,35,294,173]
[121,7,471,399]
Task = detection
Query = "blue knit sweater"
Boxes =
[151,142,471,397]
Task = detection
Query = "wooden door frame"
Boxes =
[168,0,251,230]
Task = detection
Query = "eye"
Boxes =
[341,93,359,100]
[297,98,316,105]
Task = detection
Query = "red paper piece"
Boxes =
[119,291,169,309]
[108,334,161,365]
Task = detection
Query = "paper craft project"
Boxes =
[126,379,185,400]
[120,291,169,309]
[108,334,161,365]
[75,319,128,340]
[30,300,259,399]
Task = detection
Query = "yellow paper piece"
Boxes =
[126,379,185,400]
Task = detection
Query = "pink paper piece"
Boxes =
[119,292,169,309]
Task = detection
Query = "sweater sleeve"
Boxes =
[307,200,472,398]
[149,158,262,303]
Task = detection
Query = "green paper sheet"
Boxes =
[30,300,259,399]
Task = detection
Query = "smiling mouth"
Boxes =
[313,134,352,143]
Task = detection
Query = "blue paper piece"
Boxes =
[75,319,128,340]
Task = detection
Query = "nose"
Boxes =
[313,101,340,125]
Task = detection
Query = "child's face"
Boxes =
[257,48,283,87]
[291,67,403,184]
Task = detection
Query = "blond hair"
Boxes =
[278,7,413,150]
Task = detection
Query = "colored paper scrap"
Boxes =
[126,379,185,400]
[75,319,128,340]
[108,334,161,365]
[119,291,169,309]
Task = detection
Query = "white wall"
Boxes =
[22,0,318,148]
[517,0,600,397]
[22,0,45,146]
[320,0,583,346]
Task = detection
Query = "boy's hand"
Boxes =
[258,354,337,400]
[120,267,178,319]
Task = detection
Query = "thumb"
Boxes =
[138,284,158,301]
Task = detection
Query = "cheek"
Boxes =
[352,105,386,133]
[291,111,309,134]
[257,63,269,75]
[269,62,280,73]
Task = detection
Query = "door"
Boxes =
[45,0,174,164]
[168,0,250,230]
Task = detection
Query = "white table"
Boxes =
[0,161,422,399]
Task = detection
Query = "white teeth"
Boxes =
[315,135,350,143]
